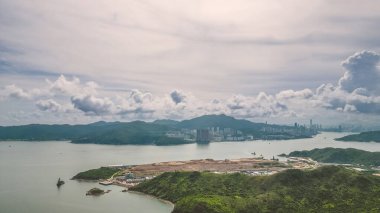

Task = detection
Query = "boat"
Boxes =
[56,178,65,187]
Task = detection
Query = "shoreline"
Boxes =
[127,190,175,208]
[70,177,174,207]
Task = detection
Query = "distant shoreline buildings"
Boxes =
[166,119,322,143]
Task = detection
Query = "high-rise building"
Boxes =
[196,129,210,143]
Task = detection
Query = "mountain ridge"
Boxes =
[0,114,309,145]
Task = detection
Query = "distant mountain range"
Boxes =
[0,114,304,145]
[176,114,265,129]
[335,131,380,143]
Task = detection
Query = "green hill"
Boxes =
[0,123,99,141]
[287,148,380,167]
[176,114,265,130]
[335,131,380,142]
[72,167,121,180]
[0,121,183,145]
[152,119,179,126]
[131,166,380,213]
[71,121,170,145]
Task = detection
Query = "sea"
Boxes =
[1,132,379,213]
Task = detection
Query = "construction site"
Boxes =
[108,157,319,188]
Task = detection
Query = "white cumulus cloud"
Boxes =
[36,99,64,112]
[339,50,380,95]
[71,95,114,115]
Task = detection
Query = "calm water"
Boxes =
[1,132,379,213]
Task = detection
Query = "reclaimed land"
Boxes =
[106,157,318,183]
[131,166,380,213]
[72,157,319,190]
[286,147,380,167]
[123,158,290,177]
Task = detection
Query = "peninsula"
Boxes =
[285,147,380,167]
[335,130,380,142]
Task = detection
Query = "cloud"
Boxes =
[315,87,380,114]
[221,93,289,118]
[338,50,380,94]
[170,90,187,104]
[2,84,31,100]
[36,99,63,112]
[71,95,114,115]
[276,89,314,100]
[115,89,156,117]
[129,89,153,104]
[47,75,98,96]
[310,51,380,114]
[1,50,380,126]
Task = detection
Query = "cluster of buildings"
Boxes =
[111,172,155,188]
[165,119,321,143]
[261,119,321,139]
[166,127,253,143]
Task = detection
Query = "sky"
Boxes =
[1,0,380,127]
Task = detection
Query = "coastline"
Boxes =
[71,177,175,209]
[127,190,175,208]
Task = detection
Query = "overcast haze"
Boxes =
[1,0,380,127]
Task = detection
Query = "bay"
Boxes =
[0,132,379,213]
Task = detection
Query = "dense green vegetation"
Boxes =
[72,167,121,180]
[0,120,182,145]
[287,147,380,167]
[131,166,380,213]
[70,121,172,145]
[152,119,179,126]
[335,131,380,142]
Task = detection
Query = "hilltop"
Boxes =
[131,166,380,213]
[176,114,265,130]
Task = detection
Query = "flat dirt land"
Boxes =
[123,158,288,177]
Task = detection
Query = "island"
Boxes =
[86,188,111,196]
[284,147,380,167]
[335,131,380,142]
[131,166,380,213]
[0,114,320,145]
